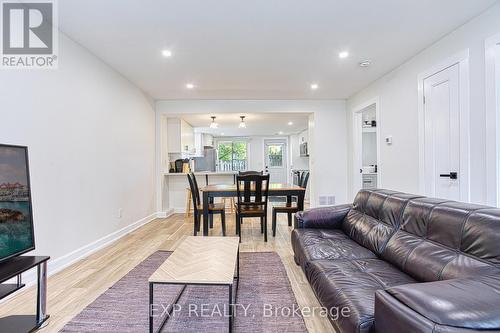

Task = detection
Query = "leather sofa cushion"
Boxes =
[382,199,500,282]
[384,274,500,330]
[343,190,423,256]
[291,229,376,267]
[305,258,416,333]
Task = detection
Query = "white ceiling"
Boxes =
[59,0,498,100]
[178,113,309,137]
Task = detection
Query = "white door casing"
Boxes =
[351,98,381,199]
[264,139,288,183]
[423,64,460,200]
[352,111,363,194]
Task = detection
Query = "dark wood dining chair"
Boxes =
[187,172,226,236]
[272,171,309,237]
[234,174,270,242]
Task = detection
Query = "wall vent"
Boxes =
[319,195,336,206]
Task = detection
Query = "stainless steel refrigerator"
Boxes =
[192,147,217,172]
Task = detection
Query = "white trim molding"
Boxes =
[351,97,381,198]
[417,49,471,202]
[485,32,500,207]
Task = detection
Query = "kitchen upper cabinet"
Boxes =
[203,133,214,147]
[299,129,309,143]
[167,118,194,153]
[194,132,214,156]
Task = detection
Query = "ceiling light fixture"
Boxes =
[310,83,319,90]
[359,60,371,67]
[288,121,293,126]
[209,116,218,129]
[161,49,172,58]
[186,83,195,89]
[279,131,284,135]
[239,116,247,128]
[339,51,349,59]
[220,133,225,136]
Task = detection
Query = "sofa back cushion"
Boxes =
[342,189,422,255]
[382,198,500,282]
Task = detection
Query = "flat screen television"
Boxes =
[0,144,35,263]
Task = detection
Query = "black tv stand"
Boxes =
[0,256,50,332]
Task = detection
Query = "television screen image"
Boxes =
[0,144,35,263]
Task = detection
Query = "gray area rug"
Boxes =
[60,251,308,332]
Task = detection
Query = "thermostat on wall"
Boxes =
[385,136,393,145]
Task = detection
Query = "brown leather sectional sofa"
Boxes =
[291,189,500,333]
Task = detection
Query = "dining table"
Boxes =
[199,183,306,236]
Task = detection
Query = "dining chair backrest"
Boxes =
[239,170,263,176]
[236,174,270,208]
[300,171,310,189]
[187,172,201,213]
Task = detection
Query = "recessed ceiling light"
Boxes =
[288,121,293,126]
[220,133,225,136]
[359,60,372,67]
[279,131,284,135]
[186,83,195,89]
[161,49,172,57]
[310,83,319,90]
[339,51,349,59]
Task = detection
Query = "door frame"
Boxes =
[351,97,381,198]
[485,32,500,207]
[417,49,470,202]
[262,137,290,183]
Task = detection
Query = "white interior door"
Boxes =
[264,139,288,183]
[423,63,461,200]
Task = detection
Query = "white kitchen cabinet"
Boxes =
[299,129,309,143]
[167,118,194,153]
[203,133,214,147]
[194,132,214,156]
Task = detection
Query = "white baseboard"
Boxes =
[1,211,171,302]
[157,208,175,218]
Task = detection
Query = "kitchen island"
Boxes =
[163,171,237,213]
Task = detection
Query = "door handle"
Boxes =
[439,172,458,180]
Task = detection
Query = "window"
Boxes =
[267,144,283,167]
[217,141,248,171]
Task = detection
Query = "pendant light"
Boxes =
[239,116,246,128]
[209,116,218,129]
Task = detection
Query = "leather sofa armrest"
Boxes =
[374,275,500,333]
[295,204,352,229]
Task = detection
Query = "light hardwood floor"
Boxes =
[0,211,336,333]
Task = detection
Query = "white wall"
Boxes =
[156,100,348,206]
[497,44,500,127]
[0,33,156,267]
[347,3,500,204]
